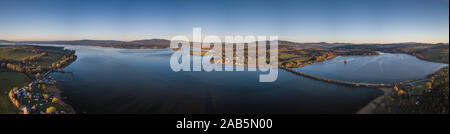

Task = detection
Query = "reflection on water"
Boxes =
[294,52,448,84]
[51,46,388,114]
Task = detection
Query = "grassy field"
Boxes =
[415,45,449,63]
[0,72,30,114]
[279,48,302,60]
[36,53,64,67]
[278,47,310,65]
[1,45,75,70]
[0,47,39,61]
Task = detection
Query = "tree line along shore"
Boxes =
[0,45,77,114]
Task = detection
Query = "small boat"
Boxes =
[344,60,347,64]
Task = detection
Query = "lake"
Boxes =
[293,52,448,84]
[48,46,444,114]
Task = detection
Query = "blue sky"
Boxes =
[0,0,448,43]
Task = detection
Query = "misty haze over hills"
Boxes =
[0,39,448,47]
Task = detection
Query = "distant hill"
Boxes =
[1,39,447,49]
[278,40,353,48]
[0,39,172,49]
[0,40,15,44]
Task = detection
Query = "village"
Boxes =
[8,69,69,114]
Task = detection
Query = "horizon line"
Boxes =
[1,38,449,45]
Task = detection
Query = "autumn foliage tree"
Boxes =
[45,106,56,114]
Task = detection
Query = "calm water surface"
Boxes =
[48,46,444,114]
[293,52,448,84]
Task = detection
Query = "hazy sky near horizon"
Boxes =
[0,0,448,43]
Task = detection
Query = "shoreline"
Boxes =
[356,87,393,114]
[8,70,77,114]
[356,66,448,114]
[47,85,75,114]
[206,50,446,114]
